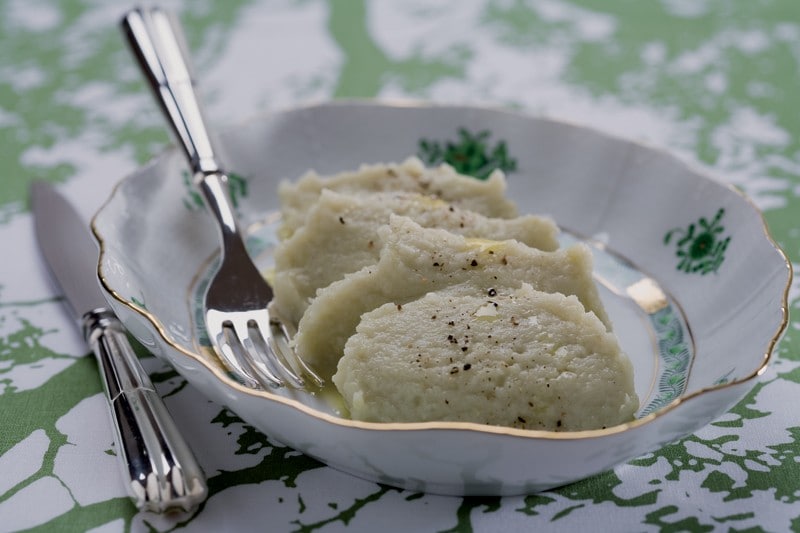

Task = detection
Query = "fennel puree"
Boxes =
[275,161,638,431]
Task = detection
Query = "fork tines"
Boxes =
[207,310,322,390]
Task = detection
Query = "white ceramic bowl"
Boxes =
[93,101,790,496]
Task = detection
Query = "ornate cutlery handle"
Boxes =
[84,309,207,512]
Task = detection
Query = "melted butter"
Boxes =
[318,381,350,418]
[262,267,276,285]
[473,303,500,319]
[464,238,509,253]
[464,237,498,247]
[412,195,450,209]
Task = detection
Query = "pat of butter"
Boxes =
[464,237,509,256]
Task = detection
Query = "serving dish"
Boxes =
[93,101,790,496]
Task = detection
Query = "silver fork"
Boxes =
[121,7,323,389]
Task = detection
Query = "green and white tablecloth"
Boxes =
[2,1,798,531]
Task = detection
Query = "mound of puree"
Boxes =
[274,160,638,431]
[333,284,638,431]
[277,156,516,238]
[292,216,610,378]
[273,189,559,325]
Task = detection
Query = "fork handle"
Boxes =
[84,309,207,512]
[120,7,221,176]
[120,7,243,241]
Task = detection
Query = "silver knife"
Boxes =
[31,181,207,513]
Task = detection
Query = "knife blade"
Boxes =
[31,181,207,513]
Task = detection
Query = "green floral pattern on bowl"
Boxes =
[664,208,731,275]
[418,128,518,180]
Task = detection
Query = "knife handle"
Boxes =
[83,309,207,513]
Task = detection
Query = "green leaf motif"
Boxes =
[181,171,249,212]
[638,307,692,417]
[664,209,731,275]
[418,128,517,181]
[130,295,146,310]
